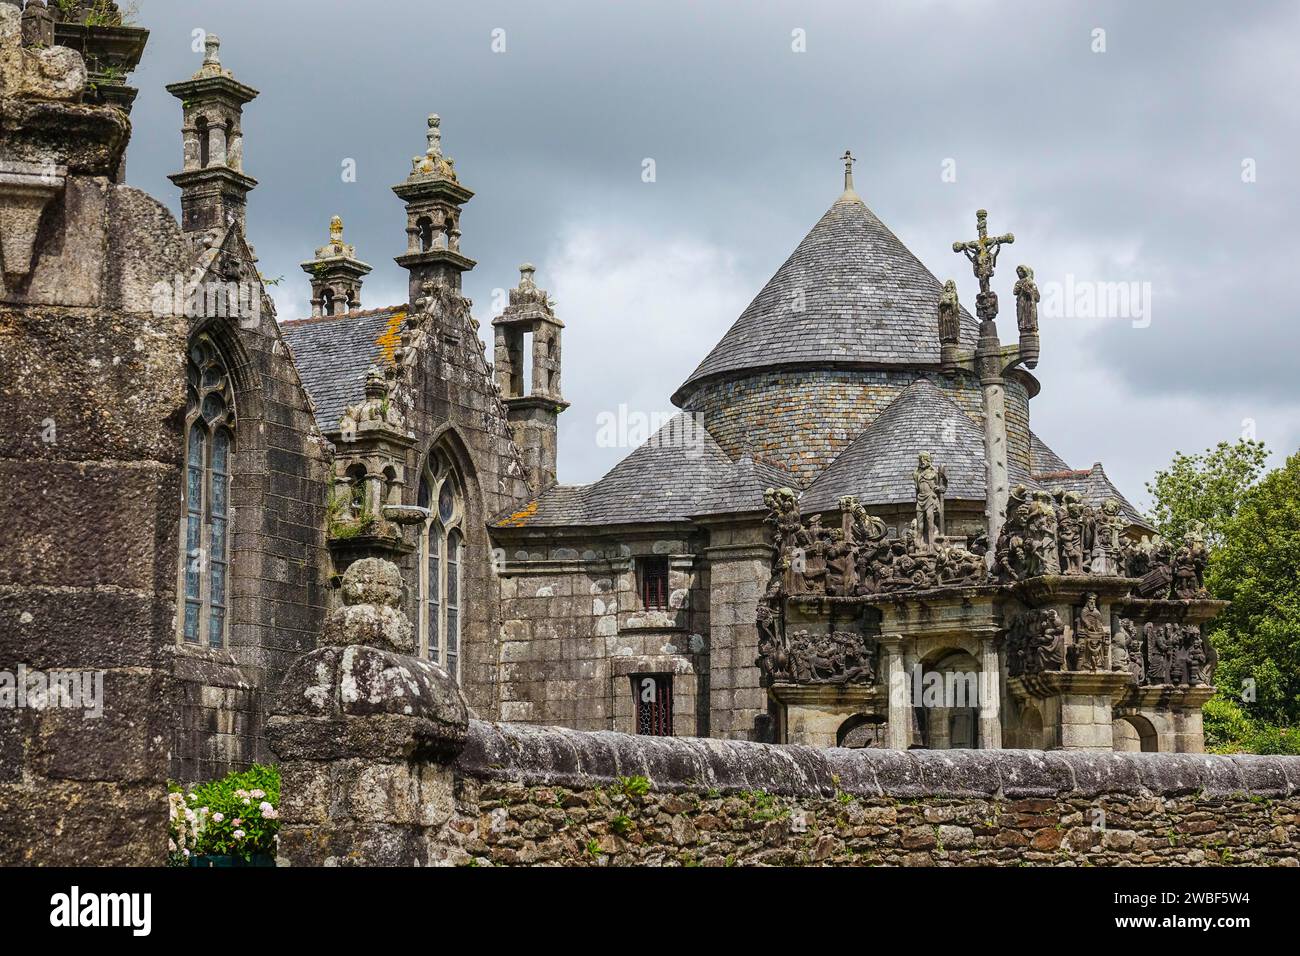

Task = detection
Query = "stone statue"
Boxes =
[1025,493,1060,577]
[1145,623,1172,684]
[1090,498,1124,575]
[1073,592,1109,671]
[1118,618,1144,684]
[1056,491,1085,574]
[913,452,948,552]
[937,279,961,345]
[1031,609,1066,673]
[1013,264,1040,335]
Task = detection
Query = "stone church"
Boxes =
[0,6,1223,792]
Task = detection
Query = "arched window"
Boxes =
[417,451,463,677]
[180,337,236,647]
[196,116,210,168]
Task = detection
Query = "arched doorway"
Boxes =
[837,714,887,749]
[1113,715,1158,752]
[914,648,983,750]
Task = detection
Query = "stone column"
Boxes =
[209,121,228,168]
[982,378,1009,547]
[879,636,910,750]
[979,634,1003,749]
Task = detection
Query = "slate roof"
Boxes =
[496,414,736,528]
[800,378,992,513]
[1029,432,1071,473]
[691,455,799,517]
[673,189,980,404]
[280,307,407,432]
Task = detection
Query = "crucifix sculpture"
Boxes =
[938,207,1035,562]
[953,209,1015,324]
[841,149,855,193]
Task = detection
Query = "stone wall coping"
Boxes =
[456,720,1300,801]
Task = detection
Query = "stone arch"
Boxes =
[837,714,886,749]
[914,647,983,750]
[1113,714,1159,752]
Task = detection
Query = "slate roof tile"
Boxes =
[674,191,979,403]
[280,307,407,432]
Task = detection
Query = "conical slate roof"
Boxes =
[801,378,989,512]
[673,190,980,404]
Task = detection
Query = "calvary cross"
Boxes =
[952,208,1014,295]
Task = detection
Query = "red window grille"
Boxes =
[633,674,673,737]
[640,557,670,610]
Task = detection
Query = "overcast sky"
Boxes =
[123,0,1300,505]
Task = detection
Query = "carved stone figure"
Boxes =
[1056,491,1085,574]
[1085,498,1123,575]
[1031,609,1066,674]
[1117,618,1144,683]
[1008,608,1066,677]
[913,452,948,553]
[1013,264,1040,335]
[1171,522,1209,599]
[1145,622,1173,684]
[766,630,878,686]
[1025,493,1060,577]
[937,279,961,345]
[1073,592,1109,671]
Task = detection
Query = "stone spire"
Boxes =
[165,34,260,234]
[392,113,476,301]
[493,263,568,492]
[300,215,372,316]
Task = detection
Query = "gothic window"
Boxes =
[633,674,673,737]
[417,451,464,678]
[180,337,236,648]
[639,557,670,610]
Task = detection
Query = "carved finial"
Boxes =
[841,149,856,193]
[204,33,222,67]
[519,262,536,289]
[363,364,387,398]
[329,215,344,246]
[426,113,442,159]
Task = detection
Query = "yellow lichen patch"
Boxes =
[375,310,406,364]
[497,501,539,527]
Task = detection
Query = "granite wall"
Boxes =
[0,8,182,864]
[270,640,1300,867]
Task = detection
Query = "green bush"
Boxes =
[168,764,281,865]
[1204,696,1300,755]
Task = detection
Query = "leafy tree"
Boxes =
[1145,439,1268,549]
[1206,451,1300,727]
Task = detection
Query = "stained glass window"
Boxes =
[179,337,235,648]
[418,452,464,679]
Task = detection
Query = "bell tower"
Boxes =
[494,264,568,492]
[391,114,476,302]
[301,216,372,316]
[166,34,259,235]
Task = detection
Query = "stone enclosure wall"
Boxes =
[269,626,1300,867]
